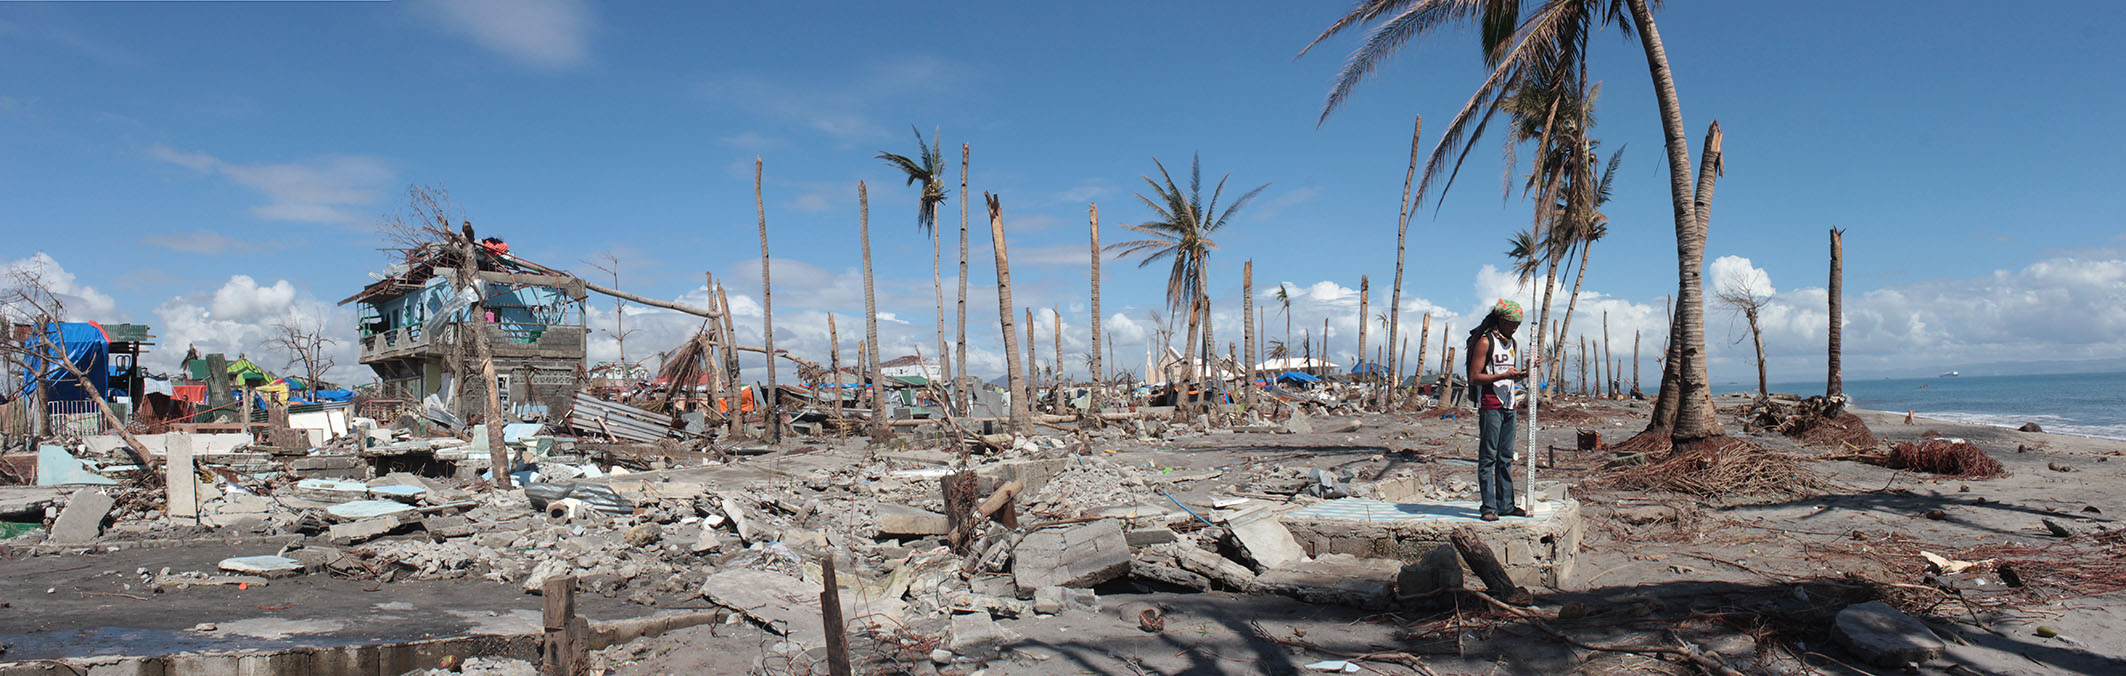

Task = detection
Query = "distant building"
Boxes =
[878,355,941,380]
[340,240,588,416]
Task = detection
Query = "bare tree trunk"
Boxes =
[460,237,510,489]
[829,314,842,427]
[1632,329,1641,396]
[1025,308,1039,408]
[1051,306,1063,413]
[988,195,1029,434]
[756,158,781,443]
[1827,227,1844,398]
[1602,311,1613,398]
[1241,260,1255,410]
[1384,115,1422,412]
[956,145,971,415]
[1089,203,1103,415]
[1181,299,1201,412]
[1671,122,1727,442]
[717,283,744,439]
[1357,274,1370,393]
[1746,305,1768,400]
[860,183,886,442]
[1416,313,1431,404]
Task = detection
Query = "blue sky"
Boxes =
[4,1,2123,386]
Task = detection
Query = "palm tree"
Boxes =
[956,145,971,414]
[1274,284,1294,363]
[1307,0,1723,446]
[877,127,953,411]
[1106,155,1266,412]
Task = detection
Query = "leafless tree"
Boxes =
[271,318,338,391]
[1715,270,1773,400]
[1,265,156,470]
[376,184,462,253]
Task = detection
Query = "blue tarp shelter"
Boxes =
[1277,371,1321,384]
[15,322,111,402]
[1349,361,1389,378]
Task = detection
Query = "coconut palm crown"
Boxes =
[1106,154,1267,313]
[876,126,947,235]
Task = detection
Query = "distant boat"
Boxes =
[1939,371,1960,377]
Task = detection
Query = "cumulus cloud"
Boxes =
[151,274,361,383]
[416,0,593,70]
[1,252,120,321]
[149,144,392,225]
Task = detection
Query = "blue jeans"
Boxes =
[1478,408,1517,514]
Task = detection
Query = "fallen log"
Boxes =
[1449,526,1534,606]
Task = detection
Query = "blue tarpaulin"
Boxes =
[1348,361,1389,377]
[1277,371,1321,384]
[15,322,110,402]
[311,389,355,402]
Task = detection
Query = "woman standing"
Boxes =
[1467,300,1535,521]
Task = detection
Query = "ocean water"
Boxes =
[1719,371,2126,441]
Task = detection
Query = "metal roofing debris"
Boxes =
[567,390,694,442]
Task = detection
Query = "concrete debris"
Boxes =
[1012,519,1131,593]
[1255,554,1400,609]
[875,503,950,537]
[1222,506,1307,570]
[46,490,116,544]
[218,555,305,578]
[1396,545,1465,598]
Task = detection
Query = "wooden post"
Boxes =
[542,575,588,676]
[1415,313,1431,400]
[1241,260,1255,410]
[1441,346,1456,409]
[756,158,781,443]
[942,470,978,553]
[1356,275,1369,391]
[1449,526,1534,606]
[819,555,853,676]
[717,283,745,439]
[1602,311,1613,398]
[1089,203,1104,416]
[829,314,843,429]
[1052,306,1063,413]
[1632,329,1642,396]
[1025,307,1039,407]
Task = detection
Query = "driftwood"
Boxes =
[1449,526,1534,606]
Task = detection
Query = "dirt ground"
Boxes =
[8,396,2123,675]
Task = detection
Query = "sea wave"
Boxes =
[1912,411,2126,442]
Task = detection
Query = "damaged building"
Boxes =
[341,240,589,418]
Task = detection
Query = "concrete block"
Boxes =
[168,433,197,520]
[875,503,950,537]
[48,490,116,543]
[1255,554,1400,609]
[1396,545,1464,598]
[286,455,360,471]
[1834,601,1944,668]
[1013,519,1130,592]
[1033,586,1100,615]
[1224,507,1306,570]
[423,514,476,539]
[949,612,1013,656]
[1125,527,1179,546]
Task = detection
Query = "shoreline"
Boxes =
[1847,405,2126,454]
[1848,405,2126,444]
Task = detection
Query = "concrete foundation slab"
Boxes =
[1280,497,1583,588]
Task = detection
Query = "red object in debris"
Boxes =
[172,384,207,403]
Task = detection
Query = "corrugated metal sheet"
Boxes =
[566,390,691,442]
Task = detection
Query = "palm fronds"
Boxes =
[876,126,948,236]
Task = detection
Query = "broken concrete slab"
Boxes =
[1166,543,1258,590]
[1013,519,1131,593]
[294,478,372,503]
[367,484,428,504]
[219,555,305,578]
[326,499,416,521]
[329,516,404,545]
[875,503,950,537]
[1032,586,1099,615]
[47,490,116,544]
[0,486,65,522]
[1223,506,1306,570]
[1834,601,1945,668]
[423,514,476,539]
[1282,410,1314,435]
[720,496,754,543]
[948,611,1014,656]
[37,445,116,486]
[700,569,827,644]
[1255,554,1400,609]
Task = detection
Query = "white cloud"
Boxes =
[149,144,392,225]
[417,0,593,70]
[151,275,361,383]
[1,252,120,321]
